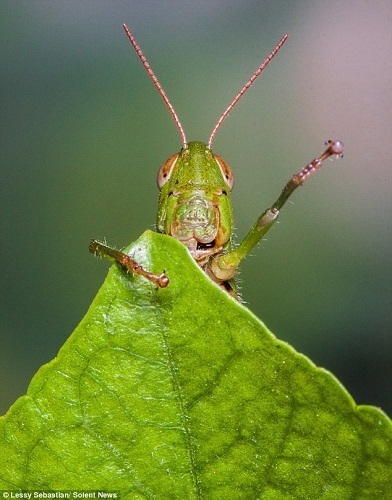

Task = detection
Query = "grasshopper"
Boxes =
[90,24,344,297]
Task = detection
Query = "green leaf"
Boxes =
[1,231,391,498]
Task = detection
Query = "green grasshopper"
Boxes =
[90,24,344,297]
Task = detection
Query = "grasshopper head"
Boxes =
[156,141,234,259]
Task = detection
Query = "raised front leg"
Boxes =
[211,140,344,281]
[89,240,169,288]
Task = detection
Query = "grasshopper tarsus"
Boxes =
[273,139,345,211]
[153,273,170,288]
[89,239,169,288]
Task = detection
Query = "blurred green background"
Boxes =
[1,1,391,415]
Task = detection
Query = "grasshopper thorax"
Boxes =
[156,141,234,261]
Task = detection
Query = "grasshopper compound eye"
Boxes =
[157,153,180,189]
[214,154,235,190]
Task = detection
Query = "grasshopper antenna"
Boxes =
[208,34,288,150]
[123,23,188,149]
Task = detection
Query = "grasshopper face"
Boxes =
[156,141,234,261]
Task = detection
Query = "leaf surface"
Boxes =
[1,231,391,498]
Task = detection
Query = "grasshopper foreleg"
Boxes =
[89,240,169,288]
[211,140,344,281]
